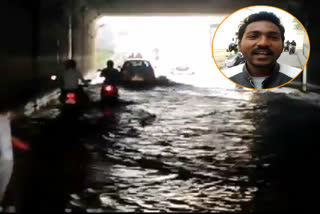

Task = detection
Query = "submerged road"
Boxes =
[3,81,320,212]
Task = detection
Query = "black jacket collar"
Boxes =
[242,62,280,89]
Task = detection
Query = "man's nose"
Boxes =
[256,35,271,47]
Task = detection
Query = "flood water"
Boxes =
[7,81,320,213]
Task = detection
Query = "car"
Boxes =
[170,64,195,75]
[120,60,156,83]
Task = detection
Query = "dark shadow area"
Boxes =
[250,92,320,213]
[6,116,91,212]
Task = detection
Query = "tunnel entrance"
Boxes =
[92,15,229,87]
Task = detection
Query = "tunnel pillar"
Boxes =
[71,1,96,75]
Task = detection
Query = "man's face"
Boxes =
[239,20,284,68]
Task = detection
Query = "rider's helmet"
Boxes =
[107,60,114,68]
[228,43,238,52]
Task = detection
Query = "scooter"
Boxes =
[100,80,119,104]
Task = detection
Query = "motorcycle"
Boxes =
[289,44,296,55]
[59,87,88,107]
[59,82,90,114]
[225,52,245,68]
[100,80,119,104]
[284,43,289,52]
[49,74,91,115]
[97,69,120,104]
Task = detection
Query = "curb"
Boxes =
[297,50,308,68]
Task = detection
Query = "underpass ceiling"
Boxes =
[82,0,291,15]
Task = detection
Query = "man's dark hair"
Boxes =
[237,11,285,42]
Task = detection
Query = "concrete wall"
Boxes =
[1,0,71,107]
[300,4,320,86]
[1,1,35,106]
[72,2,97,74]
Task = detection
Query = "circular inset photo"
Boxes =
[212,5,310,90]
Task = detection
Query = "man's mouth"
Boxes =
[252,50,273,56]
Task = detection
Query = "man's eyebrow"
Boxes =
[245,30,281,35]
[268,31,281,35]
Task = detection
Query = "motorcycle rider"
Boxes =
[100,60,121,85]
[290,40,296,54]
[284,40,290,51]
[59,59,89,103]
[228,42,238,55]
[226,41,245,67]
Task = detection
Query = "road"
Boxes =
[278,49,307,69]
[3,80,320,212]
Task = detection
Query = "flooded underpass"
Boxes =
[6,81,320,213]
